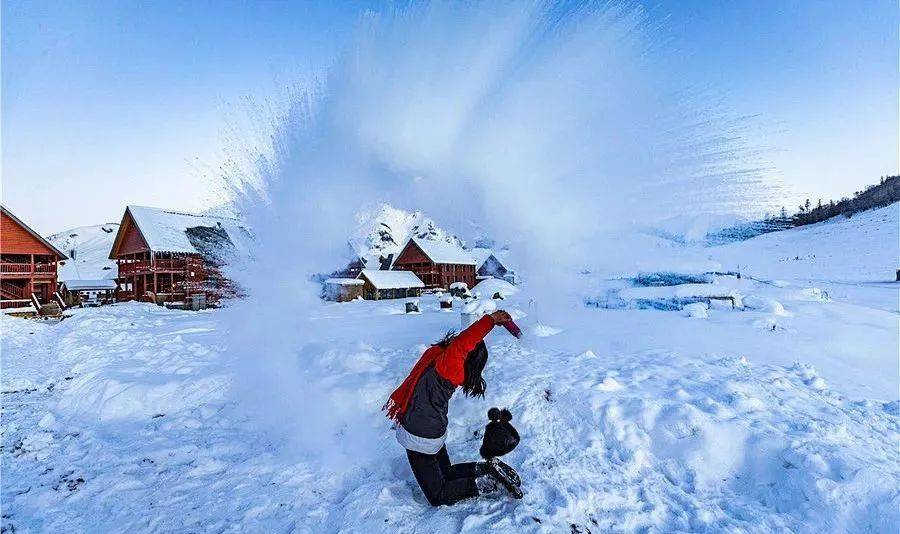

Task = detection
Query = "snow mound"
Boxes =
[743,295,788,316]
[683,302,709,318]
[472,278,518,299]
[461,298,497,316]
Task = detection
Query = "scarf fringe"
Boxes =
[382,398,401,422]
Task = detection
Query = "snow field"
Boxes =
[3,287,898,532]
[2,204,897,533]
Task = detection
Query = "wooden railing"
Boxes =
[0,263,57,275]
[0,299,33,310]
[118,258,204,276]
[1,281,26,299]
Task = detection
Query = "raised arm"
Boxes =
[435,311,512,385]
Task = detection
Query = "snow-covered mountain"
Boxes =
[47,224,119,281]
[349,204,465,259]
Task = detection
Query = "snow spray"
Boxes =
[219,0,773,470]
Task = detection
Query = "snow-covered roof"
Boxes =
[117,205,250,256]
[62,279,118,290]
[470,248,494,270]
[358,269,424,290]
[325,278,364,286]
[410,238,475,265]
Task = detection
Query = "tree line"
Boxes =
[706,175,899,245]
[776,175,899,227]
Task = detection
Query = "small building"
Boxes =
[339,252,394,278]
[392,238,476,290]
[323,278,364,302]
[357,269,424,300]
[1,205,68,314]
[59,279,117,307]
[108,205,250,305]
[471,248,515,283]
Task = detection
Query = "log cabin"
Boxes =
[59,279,117,307]
[109,206,250,305]
[392,238,476,290]
[322,278,364,302]
[357,269,424,300]
[0,205,67,313]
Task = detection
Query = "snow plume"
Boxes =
[220,1,773,467]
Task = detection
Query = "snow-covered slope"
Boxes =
[709,203,899,312]
[350,204,465,259]
[47,224,119,281]
[711,203,898,283]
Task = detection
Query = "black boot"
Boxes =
[487,458,521,487]
[485,458,523,499]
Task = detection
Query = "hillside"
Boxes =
[710,202,898,284]
[47,224,119,281]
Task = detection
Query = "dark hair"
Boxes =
[435,330,456,348]
[462,341,488,398]
[434,333,488,398]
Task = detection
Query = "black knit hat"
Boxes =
[480,407,520,459]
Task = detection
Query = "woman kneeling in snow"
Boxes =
[383,311,522,505]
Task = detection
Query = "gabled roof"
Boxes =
[358,269,424,290]
[0,205,68,259]
[407,237,476,265]
[61,279,118,290]
[470,248,497,270]
[110,205,250,258]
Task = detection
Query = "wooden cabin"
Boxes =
[357,269,424,300]
[59,279,117,307]
[323,278,364,302]
[0,205,67,313]
[109,205,249,305]
[392,238,476,290]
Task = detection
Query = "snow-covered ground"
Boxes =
[3,209,898,532]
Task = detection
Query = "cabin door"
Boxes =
[33,281,51,303]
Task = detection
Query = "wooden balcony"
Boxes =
[118,258,204,276]
[0,262,57,277]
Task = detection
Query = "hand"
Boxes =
[489,310,512,325]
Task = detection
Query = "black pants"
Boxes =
[406,446,480,506]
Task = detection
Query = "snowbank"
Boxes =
[472,278,518,299]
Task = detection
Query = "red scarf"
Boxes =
[382,345,441,422]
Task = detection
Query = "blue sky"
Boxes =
[3,0,897,234]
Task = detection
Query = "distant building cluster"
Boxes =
[0,202,517,315]
[324,237,516,302]
[1,204,249,316]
